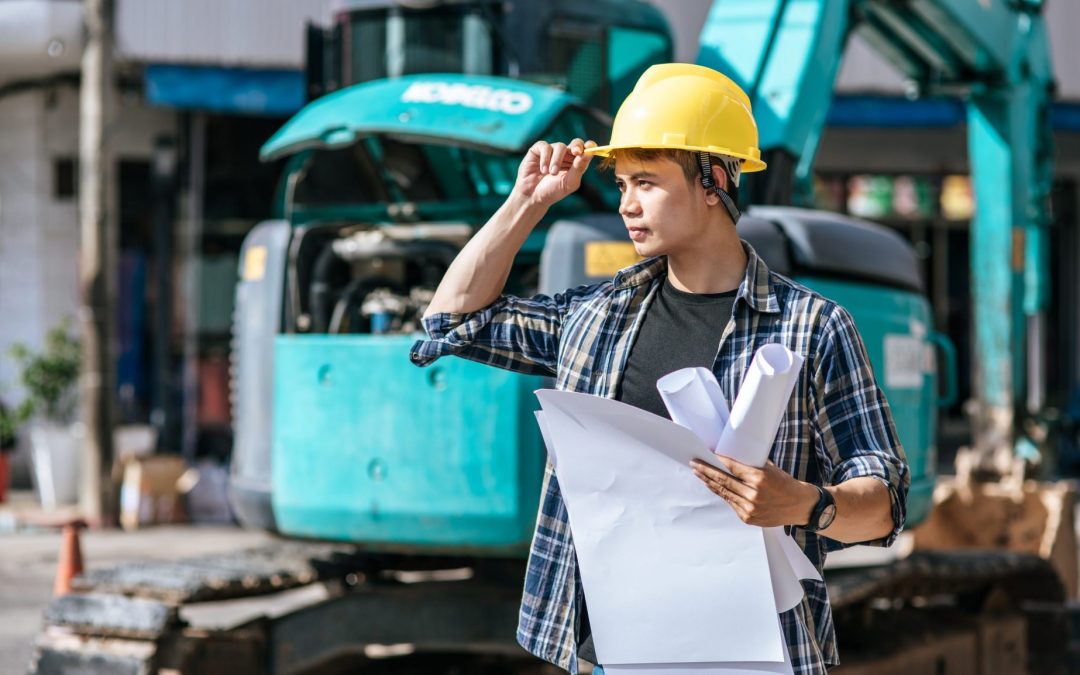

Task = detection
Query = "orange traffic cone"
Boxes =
[53,521,85,596]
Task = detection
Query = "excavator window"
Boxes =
[342,5,498,86]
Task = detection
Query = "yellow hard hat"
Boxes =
[585,63,767,173]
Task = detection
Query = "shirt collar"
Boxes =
[612,240,781,315]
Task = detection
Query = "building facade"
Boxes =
[0,0,332,485]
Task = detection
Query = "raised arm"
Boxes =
[424,137,596,317]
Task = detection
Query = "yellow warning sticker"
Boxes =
[584,242,642,278]
[243,246,268,281]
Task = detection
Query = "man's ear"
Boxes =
[701,161,728,206]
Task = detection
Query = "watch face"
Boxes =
[819,503,837,529]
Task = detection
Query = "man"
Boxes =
[410,64,908,674]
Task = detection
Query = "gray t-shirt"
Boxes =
[616,277,737,416]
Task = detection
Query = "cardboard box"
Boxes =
[912,478,1078,599]
[119,455,188,530]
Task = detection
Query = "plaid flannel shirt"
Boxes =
[409,241,909,674]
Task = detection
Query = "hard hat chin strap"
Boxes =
[698,152,741,225]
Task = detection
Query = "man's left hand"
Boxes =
[690,457,819,528]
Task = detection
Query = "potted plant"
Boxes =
[6,319,81,509]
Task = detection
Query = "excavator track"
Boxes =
[30,541,527,675]
[828,550,1064,608]
[29,544,1071,674]
[828,551,1071,674]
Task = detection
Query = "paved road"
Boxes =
[0,512,565,675]
[0,522,272,675]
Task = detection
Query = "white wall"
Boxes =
[0,89,58,485]
[0,91,48,389]
[1,0,333,88]
[0,84,175,484]
[0,0,85,88]
[0,86,176,400]
[116,0,334,69]
[648,0,712,65]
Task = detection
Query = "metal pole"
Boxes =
[151,136,178,453]
[181,114,206,463]
[78,0,117,526]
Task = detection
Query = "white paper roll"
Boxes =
[656,367,730,451]
[714,344,804,467]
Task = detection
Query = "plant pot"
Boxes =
[29,423,81,509]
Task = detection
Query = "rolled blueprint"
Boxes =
[714,344,804,467]
[656,367,730,451]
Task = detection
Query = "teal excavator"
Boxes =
[33,2,1066,674]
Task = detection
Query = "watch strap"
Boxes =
[803,485,835,532]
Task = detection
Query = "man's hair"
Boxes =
[598,148,702,185]
[598,148,740,197]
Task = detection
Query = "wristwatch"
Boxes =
[802,485,837,532]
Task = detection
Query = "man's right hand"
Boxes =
[513,138,597,208]
[424,140,596,318]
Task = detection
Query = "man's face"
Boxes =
[614,155,710,258]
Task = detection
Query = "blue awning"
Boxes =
[145,64,305,117]
[828,95,1080,132]
[827,96,964,128]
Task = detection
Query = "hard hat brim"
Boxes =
[584,143,767,173]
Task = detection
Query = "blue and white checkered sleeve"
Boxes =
[812,305,910,549]
[409,285,597,377]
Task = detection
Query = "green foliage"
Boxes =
[5,318,81,433]
[0,403,16,452]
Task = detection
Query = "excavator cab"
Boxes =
[229,74,617,546]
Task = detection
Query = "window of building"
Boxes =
[54,157,76,200]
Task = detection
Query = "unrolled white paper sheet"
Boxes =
[657,367,730,451]
[774,528,821,582]
[534,411,557,469]
[714,344,805,467]
[535,390,785,666]
[602,627,793,675]
[763,527,806,613]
